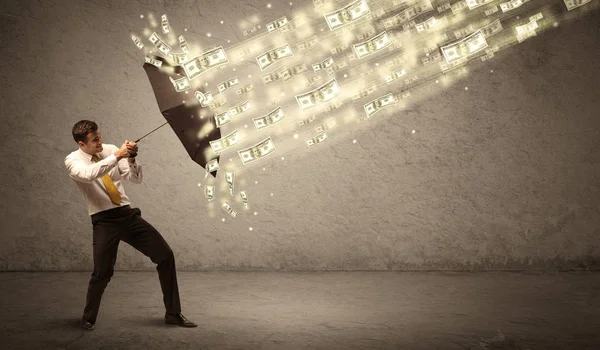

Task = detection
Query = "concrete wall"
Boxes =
[1,0,598,271]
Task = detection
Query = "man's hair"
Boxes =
[72,120,98,144]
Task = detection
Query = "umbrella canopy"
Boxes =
[142,56,221,178]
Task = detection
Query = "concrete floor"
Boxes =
[0,272,598,349]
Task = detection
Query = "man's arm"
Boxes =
[118,146,143,184]
[64,153,120,183]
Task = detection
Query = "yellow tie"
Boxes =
[91,154,121,205]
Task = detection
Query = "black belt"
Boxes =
[91,205,131,219]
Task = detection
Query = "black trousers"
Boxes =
[82,205,181,324]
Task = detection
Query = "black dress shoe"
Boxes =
[81,321,95,331]
[165,313,197,327]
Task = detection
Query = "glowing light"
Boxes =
[220,20,224,24]
[245,124,248,128]
[248,74,252,78]
[290,1,293,4]
[255,180,258,184]
[263,168,266,171]
[233,68,236,71]
[207,33,212,37]
[344,74,348,78]
[412,130,416,134]
[205,82,208,86]
[281,157,284,160]
[140,14,144,18]
[465,87,468,90]
[249,227,253,231]
[270,193,274,196]
[293,134,299,139]
[490,70,494,73]
[435,80,439,83]
[222,218,225,222]
[353,139,356,143]
[267,3,271,8]
[184,28,187,32]
[254,212,258,215]
[227,40,231,43]
[197,183,201,186]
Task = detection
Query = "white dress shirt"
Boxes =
[64,143,143,216]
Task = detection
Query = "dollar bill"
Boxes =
[253,107,285,129]
[313,0,325,10]
[315,119,336,133]
[484,6,499,16]
[149,32,172,56]
[357,26,376,40]
[144,56,162,68]
[267,16,289,32]
[530,12,544,22]
[353,31,392,59]
[194,91,215,107]
[178,35,189,54]
[218,77,239,93]
[515,19,539,43]
[297,36,319,51]
[324,0,371,31]
[169,76,191,92]
[238,137,276,164]
[324,100,343,112]
[256,44,293,71]
[228,100,251,117]
[454,24,476,40]
[205,185,215,201]
[161,14,170,34]
[182,46,229,80]
[240,191,249,209]
[295,78,341,111]
[383,0,434,29]
[225,172,234,196]
[415,16,437,33]
[330,44,350,55]
[261,71,280,85]
[277,62,309,82]
[243,27,257,36]
[352,82,378,101]
[298,115,317,126]
[466,0,494,10]
[421,51,442,65]
[235,83,254,95]
[312,56,334,72]
[363,93,397,118]
[306,132,327,147]
[441,30,488,65]
[169,52,189,65]
[221,202,237,218]
[499,0,529,13]
[564,0,591,11]
[206,159,220,173]
[437,3,451,12]
[450,0,467,13]
[209,129,240,154]
[215,112,231,128]
[131,34,144,49]
[480,19,504,38]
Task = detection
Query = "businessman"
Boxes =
[64,120,197,330]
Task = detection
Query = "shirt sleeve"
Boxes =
[117,145,143,184]
[64,153,119,183]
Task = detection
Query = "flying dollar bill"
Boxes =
[194,91,215,107]
[253,107,285,129]
[515,19,539,43]
[218,77,239,93]
[178,35,189,54]
[357,27,376,41]
[221,202,237,218]
[215,112,231,128]
[499,0,529,13]
[145,56,162,68]
[353,31,392,59]
[315,119,336,133]
[466,0,495,10]
[278,62,309,81]
[480,19,504,38]
[161,14,170,34]
[235,83,254,95]
[131,34,144,50]
[324,0,371,31]
[209,129,240,154]
[228,100,251,117]
[306,132,327,147]
[297,36,319,51]
[383,1,433,29]
[298,115,317,126]
[169,76,191,92]
[256,44,293,71]
[267,16,289,32]
[312,56,334,72]
[238,137,276,164]
[182,46,229,80]
[415,16,437,33]
[295,78,341,111]
[240,191,249,209]
[204,159,220,179]
[441,30,488,65]
[225,172,234,196]
[485,6,499,15]
[564,0,591,11]
[205,185,215,201]
[352,82,378,101]
[168,52,189,65]
[363,93,397,118]
[149,32,172,56]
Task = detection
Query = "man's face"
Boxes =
[79,131,103,154]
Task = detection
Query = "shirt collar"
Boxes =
[78,147,100,161]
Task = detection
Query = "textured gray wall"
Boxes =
[1,0,598,271]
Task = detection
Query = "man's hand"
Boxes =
[126,140,138,162]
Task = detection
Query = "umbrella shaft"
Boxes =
[133,121,169,143]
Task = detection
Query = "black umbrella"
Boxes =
[133,55,222,178]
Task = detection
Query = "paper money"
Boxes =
[256,44,293,71]
[169,52,189,65]
[466,0,494,10]
[415,16,437,33]
[210,129,240,154]
[499,0,529,13]
[178,35,189,54]
[313,0,325,10]
[228,100,251,117]
[363,93,397,118]
[253,107,285,129]
[437,3,451,12]
[235,83,254,95]
[221,202,237,218]
[297,36,319,51]
[530,12,544,22]
[306,132,327,147]
[564,0,591,11]
[243,27,257,36]
[225,172,234,196]
[454,24,476,40]
[182,46,229,80]
[383,0,434,29]
[421,51,442,65]
[315,119,336,133]
[149,32,172,56]
[480,19,504,38]
[215,112,231,128]
[267,16,289,32]
[161,14,170,34]
[312,56,334,72]
[277,62,309,82]
[298,115,317,126]
[131,34,144,49]
[205,185,215,201]
[295,78,341,111]
[330,44,350,55]
[441,30,488,65]
[353,31,391,59]
[144,56,162,68]
[194,91,215,107]
[357,27,376,41]
[238,137,276,164]
[169,76,191,92]
[217,77,239,93]
[324,100,343,112]
[451,0,467,13]
[206,159,220,173]
[351,82,378,101]
[240,191,249,209]
[324,0,371,31]
[515,19,539,43]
